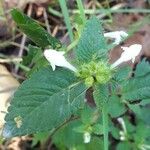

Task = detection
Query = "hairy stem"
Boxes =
[102,103,109,150]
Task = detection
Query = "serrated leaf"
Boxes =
[11,9,61,48]
[3,67,86,137]
[113,66,131,82]
[129,104,150,125]
[135,59,150,77]
[133,122,150,143]
[93,84,109,108]
[122,75,150,101]
[92,124,103,135]
[108,96,126,118]
[76,17,107,63]
[139,99,150,106]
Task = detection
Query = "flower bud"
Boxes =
[85,77,94,87]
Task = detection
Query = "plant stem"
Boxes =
[105,0,112,22]
[58,0,74,42]
[71,9,150,15]
[76,0,86,24]
[102,103,109,150]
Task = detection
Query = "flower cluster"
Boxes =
[76,61,112,87]
[43,31,142,87]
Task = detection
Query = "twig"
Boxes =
[10,42,28,51]
[52,25,59,37]
[0,41,28,50]
[43,8,51,34]
[0,58,22,63]
[11,72,26,80]
[97,3,126,19]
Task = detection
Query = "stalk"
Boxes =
[102,103,109,150]
[58,0,74,42]
[76,0,86,24]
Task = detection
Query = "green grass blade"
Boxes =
[58,0,74,42]
[76,0,86,24]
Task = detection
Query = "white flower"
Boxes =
[119,131,126,141]
[117,117,127,134]
[44,49,77,72]
[104,31,128,45]
[111,44,142,68]
[83,132,91,143]
[118,118,127,141]
[120,136,125,141]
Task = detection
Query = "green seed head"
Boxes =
[77,61,112,86]
[85,77,94,87]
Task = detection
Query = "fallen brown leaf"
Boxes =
[0,64,19,134]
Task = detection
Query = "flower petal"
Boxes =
[111,44,142,68]
[44,49,77,72]
[104,31,128,45]
[83,132,91,143]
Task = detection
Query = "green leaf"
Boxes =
[81,137,104,150]
[3,67,86,137]
[81,105,98,124]
[27,57,48,77]
[129,104,150,125]
[110,124,120,140]
[108,96,127,118]
[52,120,83,149]
[139,99,150,106]
[122,74,150,101]
[11,9,61,48]
[75,17,107,63]
[123,117,135,133]
[135,59,150,77]
[53,119,103,150]
[113,66,131,82]
[23,45,42,66]
[32,132,49,147]
[133,122,150,143]
[93,84,109,108]
[116,142,133,150]
[92,124,103,135]
[0,136,4,145]
[24,45,49,77]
